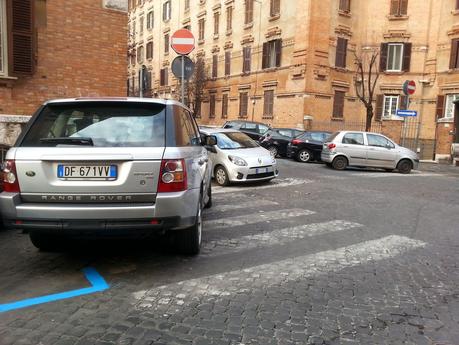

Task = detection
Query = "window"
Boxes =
[198,18,205,40]
[130,48,136,65]
[239,92,248,118]
[383,95,399,118]
[146,42,153,59]
[0,0,6,76]
[367,134,394,148]
[160,67,168,86]
[147,11,154,30]
[242,46,251,74]
[209,94,216,118]
[457,0,459,10]
[222,94,228,118]
[137,45,144,63]
[139,15,144,35]
[342,133,364,145]
[164,33,169,54]
[263,90,274,119]
[245,0,254,24]
[380,42,411,72]
[174,108,201,147]
[163,0,171,21]
[332,91,345,118]
[270,0,280,17]
[262,39,282,69]
[335,37,348,68]
[390,0,408,16]
[226,6,233,31]
[225,51,231,76]
[212,54,218,79]
[185,0,190,11]
[214,12,220,36]
[339,0,350,13]
[444,94,459,119]
[450,39,459,70]
[132,20,136,36]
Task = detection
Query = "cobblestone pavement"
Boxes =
[0,161,458,345]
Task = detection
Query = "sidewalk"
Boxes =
[418,161,459,176]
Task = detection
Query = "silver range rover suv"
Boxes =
[0,98,215,255]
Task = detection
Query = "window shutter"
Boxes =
[399,95,408,110]
[402,43,412,72]
[380,43,388,72]
[375,95,384,121]
[160,69,164,86]
[400,0,408,15]
[8,0,36,76]
[457,0,459,10]
[335,38,347,68]
[275,39,282,67]
[332,91,345,118]
[390,0,399,15]
[262,42,268,69]
[450,39,459,69]
[225,51,231,76]
[436,95,445,120]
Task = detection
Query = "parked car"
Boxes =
[287,131,332,162]
[259,128,305,157]
[200,128,278,186]
[321,131,419,174]
[222,120,270,141]
[0,98,216,255]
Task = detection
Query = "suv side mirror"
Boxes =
[204,135,218,153]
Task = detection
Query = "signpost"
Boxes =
[396,110,417,117]
[401,80,417,146]
[171,56,195,80]
[171,29,196,105]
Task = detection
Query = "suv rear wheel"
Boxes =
[29,233,65,252]
[176,200,202,255]
[204,184,212,209]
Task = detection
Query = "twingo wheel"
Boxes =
[297,149,313,163]
[177,199,202,255]
[215,165,230,186]
[397,159,413,174]
[267,146,278,157]
[332,156,348,170]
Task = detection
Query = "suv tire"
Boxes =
[215,165,230,186]
[177,200,202,255]
[204,184,212,209]
[297,149,312,163]
[29,233,64,252]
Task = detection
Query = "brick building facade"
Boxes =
[0,0,128,146]
[128,0,459,161]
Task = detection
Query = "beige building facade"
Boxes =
[128,0,459,160]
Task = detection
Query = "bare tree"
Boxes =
[186,56,208,117]
[354,51,380,131]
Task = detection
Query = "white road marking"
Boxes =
[206,199,279,214]
[212,177,312,194]
[352,171,442,178]
[132,235,426,309]
[205,208,316,230]
[202,220,363,256]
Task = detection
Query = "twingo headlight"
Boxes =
[228,155,248,166]
[271,156,276,164]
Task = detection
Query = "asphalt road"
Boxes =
[0,160,458,345]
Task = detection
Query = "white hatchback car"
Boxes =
[200,128,278,186]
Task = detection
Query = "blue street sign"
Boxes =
[396,110,417,117]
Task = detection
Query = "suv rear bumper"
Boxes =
[0,188,200,233]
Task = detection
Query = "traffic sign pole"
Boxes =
[181,56,185,104]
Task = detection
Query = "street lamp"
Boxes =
[251,0,262,121]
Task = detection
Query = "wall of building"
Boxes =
[0,0,127,145]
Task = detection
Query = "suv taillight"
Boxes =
[2,160,20,193]
[157,159,187,193]
[327,143,336,150]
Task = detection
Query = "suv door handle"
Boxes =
[198,158,209,166]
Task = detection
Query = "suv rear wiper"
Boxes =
[39,137,94,146]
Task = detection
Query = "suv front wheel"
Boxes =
[176,199,202,255]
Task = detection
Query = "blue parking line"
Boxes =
[0,267,109,313]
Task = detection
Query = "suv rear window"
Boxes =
[20,102,166,147]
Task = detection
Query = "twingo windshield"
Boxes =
[215,131,259,149]
[20,102,166,147]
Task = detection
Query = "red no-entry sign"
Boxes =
[403,80,416,96]
[171,29,195,55]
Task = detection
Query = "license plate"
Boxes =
[57,165,117,180]
[256,167,269,174]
